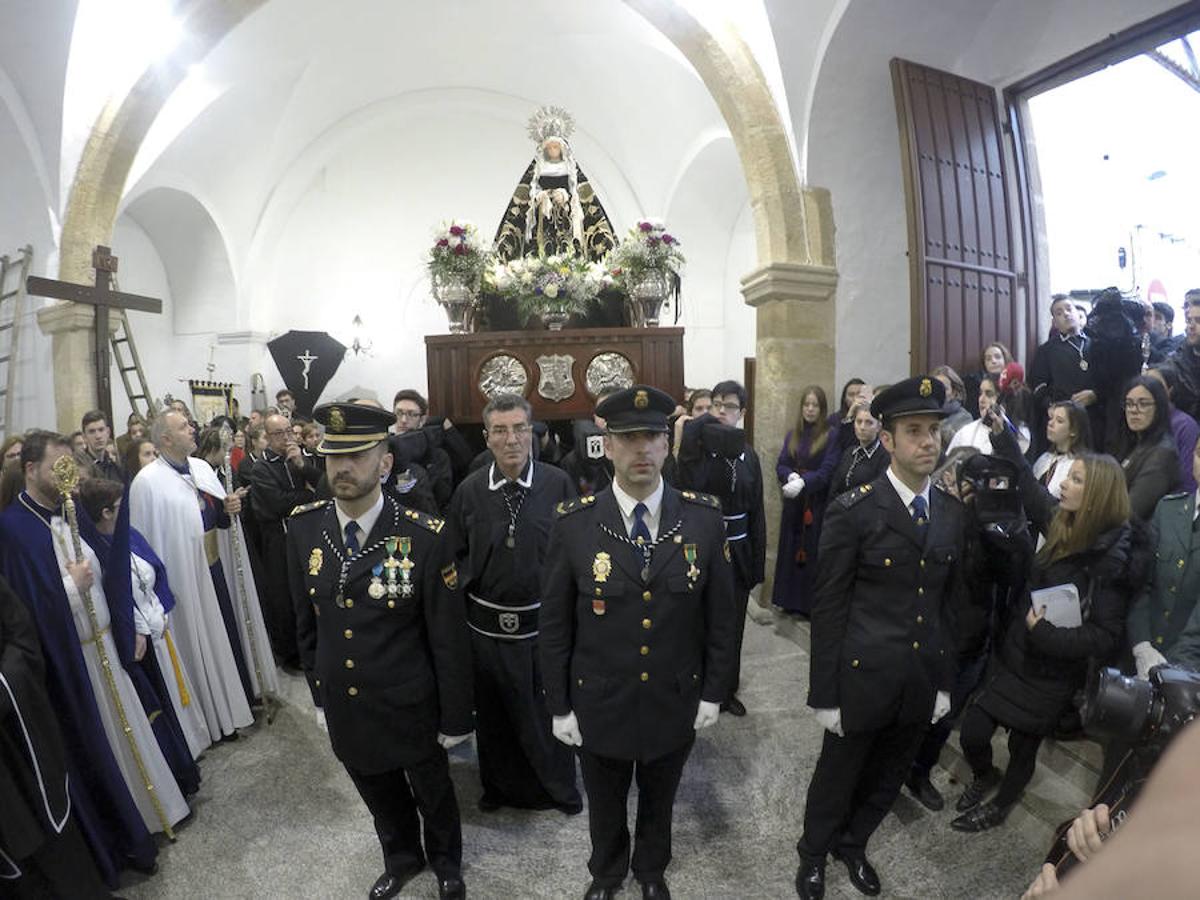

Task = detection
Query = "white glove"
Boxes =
[931,690,951,724]
[814,707,843,737]
[438,732,472,750]
[552,712,583,747]
[693,700,720,730]
[1132,641,1168,680]
[781,473,805,499]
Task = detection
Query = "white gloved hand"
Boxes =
[814,707,843,737]
[781,473,805,500]
[1132,641,1168,680]
[438,732,472,750]
[693,700,720,730]
[931,690,951,724]
[552,712,583,747]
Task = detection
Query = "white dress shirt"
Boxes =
[335,491,384,550]
[886,467,932,524]
[611,476,665,541]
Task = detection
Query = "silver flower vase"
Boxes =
[432,272,477,334]
[628,270,670,327]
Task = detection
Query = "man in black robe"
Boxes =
[443,393,581,814]
[1027,294,1094,456]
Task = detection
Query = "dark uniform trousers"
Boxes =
[578,738,694,887]
[799,477,963,861]
[287,495,473,883]
[540,486,737,889]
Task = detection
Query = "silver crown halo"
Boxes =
[527,105,575,145]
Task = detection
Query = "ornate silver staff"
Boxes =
[220,424,276,724]
[51,454,176,839]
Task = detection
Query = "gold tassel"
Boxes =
[164,630,190,707]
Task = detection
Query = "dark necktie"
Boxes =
[911,495,929,543]
[631,502,652,546]
[344,520,361,556]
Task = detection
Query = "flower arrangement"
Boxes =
[486,253,610,325]
[427,220,491,287]
[604,219,685,291]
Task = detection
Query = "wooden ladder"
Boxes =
[109,272,159,422]
[0,245,33,439]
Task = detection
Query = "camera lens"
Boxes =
[1082,668,1155,741]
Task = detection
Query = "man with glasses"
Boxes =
[541,385,736,900]
[442,393,581,815]
[675,380,766,718]
[250,413,322,668]
[393,389,455,511]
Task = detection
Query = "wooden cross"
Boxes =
[27,245,163,426]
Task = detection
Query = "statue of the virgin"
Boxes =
[493,105,618,263]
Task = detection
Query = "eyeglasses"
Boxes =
[487,425,532,439]
[712,401,742,412]
[394,410,423,420]
[1124,399,1156,411]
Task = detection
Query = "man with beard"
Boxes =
[288,402,472,900]
[443,393,580,815]
[794,376,964,900]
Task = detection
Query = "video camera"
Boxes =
[1083,665,1200,748]
[678,413,746,462]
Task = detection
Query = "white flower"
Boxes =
[544,283,560,299]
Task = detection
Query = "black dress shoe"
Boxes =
[557,799,584,815]
[370,866,425,900]
[795,858,825,900]
[721,695,747,717]
[641,878,671,899]
[583,883,618,900]
[955,766,1001,812]
[905,773,945,811]
[438,875,466,900]
[832,850,880,896]
[950,800,1012,833]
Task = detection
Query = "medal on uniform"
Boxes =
[684,543,700,584]
[368,562,386,600]
[592,552,612,583]
[1080,359,1089,371]
[308,548,323,576]
[592,598,606,616]
[383,538,400,597]
[505,526,516,550]
[398,536,415,598]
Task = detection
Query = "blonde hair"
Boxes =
[1037,453,1130,565]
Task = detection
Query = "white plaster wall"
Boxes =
[802,0,1183,389]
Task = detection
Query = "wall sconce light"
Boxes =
[348,314,374,357]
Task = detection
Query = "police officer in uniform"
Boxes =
[286,403,473,900]
[540,385,738,900]
[795,376,964,900]
[442,392,581,814]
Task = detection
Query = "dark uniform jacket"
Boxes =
[540,486,738,762]
[1130,491,1200,655]
[286,495,473,774]
[675,442,767,591]
[251,449,321,527]
[807,475,964,735]
[443,460,575,608]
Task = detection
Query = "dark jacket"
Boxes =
[250,450,320,526]
[828,440,891,502]
[1165,342,1200,424]
[286,495,473,774]
[1118,432,1179,521]
[539,486,737,762]
[807,476,965,735]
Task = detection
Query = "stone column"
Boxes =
[742,188,838,609]
[37,301,118,434]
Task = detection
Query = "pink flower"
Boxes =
[449,225,464,236]
[638,221,654,232]
[436,238,449,248]
[647,236,660,245]
[662,234,675,245]
[452,244,466,255]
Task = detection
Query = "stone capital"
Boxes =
[740,262,838,308]
[36,300,117,336]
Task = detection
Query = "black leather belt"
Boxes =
[467,593,540,640]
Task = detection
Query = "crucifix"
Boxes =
[296,348,318,390]
[27,245,163,425]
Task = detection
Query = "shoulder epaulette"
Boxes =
[401,507,444,534]
[836,483,875,509]
[679,490,721,510]
[556,495,597,517]
[289,499,331,517]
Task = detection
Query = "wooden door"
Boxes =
[892,58,1023,376]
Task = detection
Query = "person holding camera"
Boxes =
[950,452,1141,833]
[795,376,963,899]
[675,379,765,718]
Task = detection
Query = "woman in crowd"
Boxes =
[1,433,23,467]
[952,453,1139,833]
[828,400,889,498]
[932,365,973,446]
[949,375,1031,455]
[1112,375,1179,520]
[772,385,840,616]
[123,436,158,477]
[965,341,1014,419]
[830,377,866,428]
[1146,365,1199,494]
[1031,401,1092,499]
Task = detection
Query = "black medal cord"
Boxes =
[501,482,526,547]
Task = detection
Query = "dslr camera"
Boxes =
[1083,665,1200,748]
